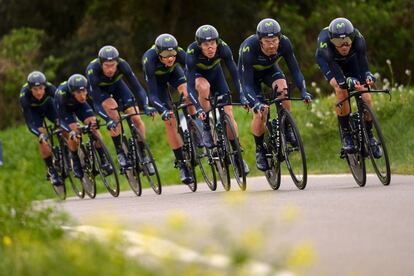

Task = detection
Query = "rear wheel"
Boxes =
[341,116,366,187]
[222,114,246,191]
[132,127,162,195]
[264,142,281,190]
[211,121,230,191]
[188,119,217,191]
[78,143,96,199]
[361,103,391,185]
[182,129,197,192]
[62,142,85,198]
[122,137,142,196]
[280,110,307,190]
[91,134,120,197]
[50,146,67,200]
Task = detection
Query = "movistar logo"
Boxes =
[202,27,210,32]
[187,49,194,54]
[76,77,82,82]
[164,37,172,42]
[320,42,328,48]
[265,22,273,27]
[88,69,93,75]
[243,46,250,53]
[105,47,112,52]
[336,23,345,29]
[143,57,148,64]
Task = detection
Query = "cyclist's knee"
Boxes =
[196,79,210,94]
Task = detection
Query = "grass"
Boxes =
[0,88,413,200]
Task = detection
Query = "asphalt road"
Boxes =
[54,174,414,275]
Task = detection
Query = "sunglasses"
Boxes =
[159,50,177,58]
[330,37,353,48]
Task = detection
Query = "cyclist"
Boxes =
[19,71,62,187]
[186,24,249,174]
[86,45,156,172]
[238,18,311,171]
[54,74,113,179]
[143,33,198,184]
[316,17,381,158]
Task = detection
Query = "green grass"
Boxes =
[0,88,413,200]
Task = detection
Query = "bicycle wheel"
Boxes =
[61,142,85,198]
[122,137,142,196]
[263,141,281,190]
[78,143,96,199]
[280,110,307,190]
[50,145,67,200]
[211,120,231,191]
[222,114,246,191]
[182,129,197,192]
[188,119,217,191]
[341,117,366,187]
[361,103,391,185]
[132,127,162,195]
[91,133,120,197]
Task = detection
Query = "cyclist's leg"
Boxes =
[195,76,211,112]
[172,64,197,116]
[265,64,290,111]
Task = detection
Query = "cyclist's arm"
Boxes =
[143,57,168,113]
[20,96,41,136]
[281,38,307,96]
[221,43,243,98]
[239,47,258,107]
[119,60,149,106]
[354,32,370,81]
[316,47,347,88]
[186,50,202,110]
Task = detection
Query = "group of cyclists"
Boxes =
[20,16,382,190]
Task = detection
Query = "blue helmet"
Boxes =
[195,25,219,45]
[27,71,47,88]
[155,34,178,53]
[328,17,355,40]
[68,74,88,93]
[256,18,281,39]
[98,45,119,64]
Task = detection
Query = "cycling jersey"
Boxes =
[186,39,242,110]
[19,82,58,136]
[238,34,307,106]
[142,46,187,113]
[316,27,370,87]
[86,58,149,109]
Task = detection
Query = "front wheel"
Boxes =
[280,110,307,190]
[263,142,281,190]
[61,142,85,198]
[78,143,96,199]
[361,103,391,185]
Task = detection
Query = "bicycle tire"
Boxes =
[121,136,142,196]
[132,126,162,195]
[211,120,231,191]
[341,115,366,187]
[78,143,97,199]
[361,103,391,185]
[50,145,67,200]
[263,141,281,190]
[222,114,246,191]
[91,133,120,197]
[182,128,198,192]
[61,140,85,198]
[280,110,307,190]
[188,119,217,191]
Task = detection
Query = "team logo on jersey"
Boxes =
[187,48,195,54]
[320,42,328,48]
[243,46,250,53]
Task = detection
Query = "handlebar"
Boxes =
[336,87,391,107]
